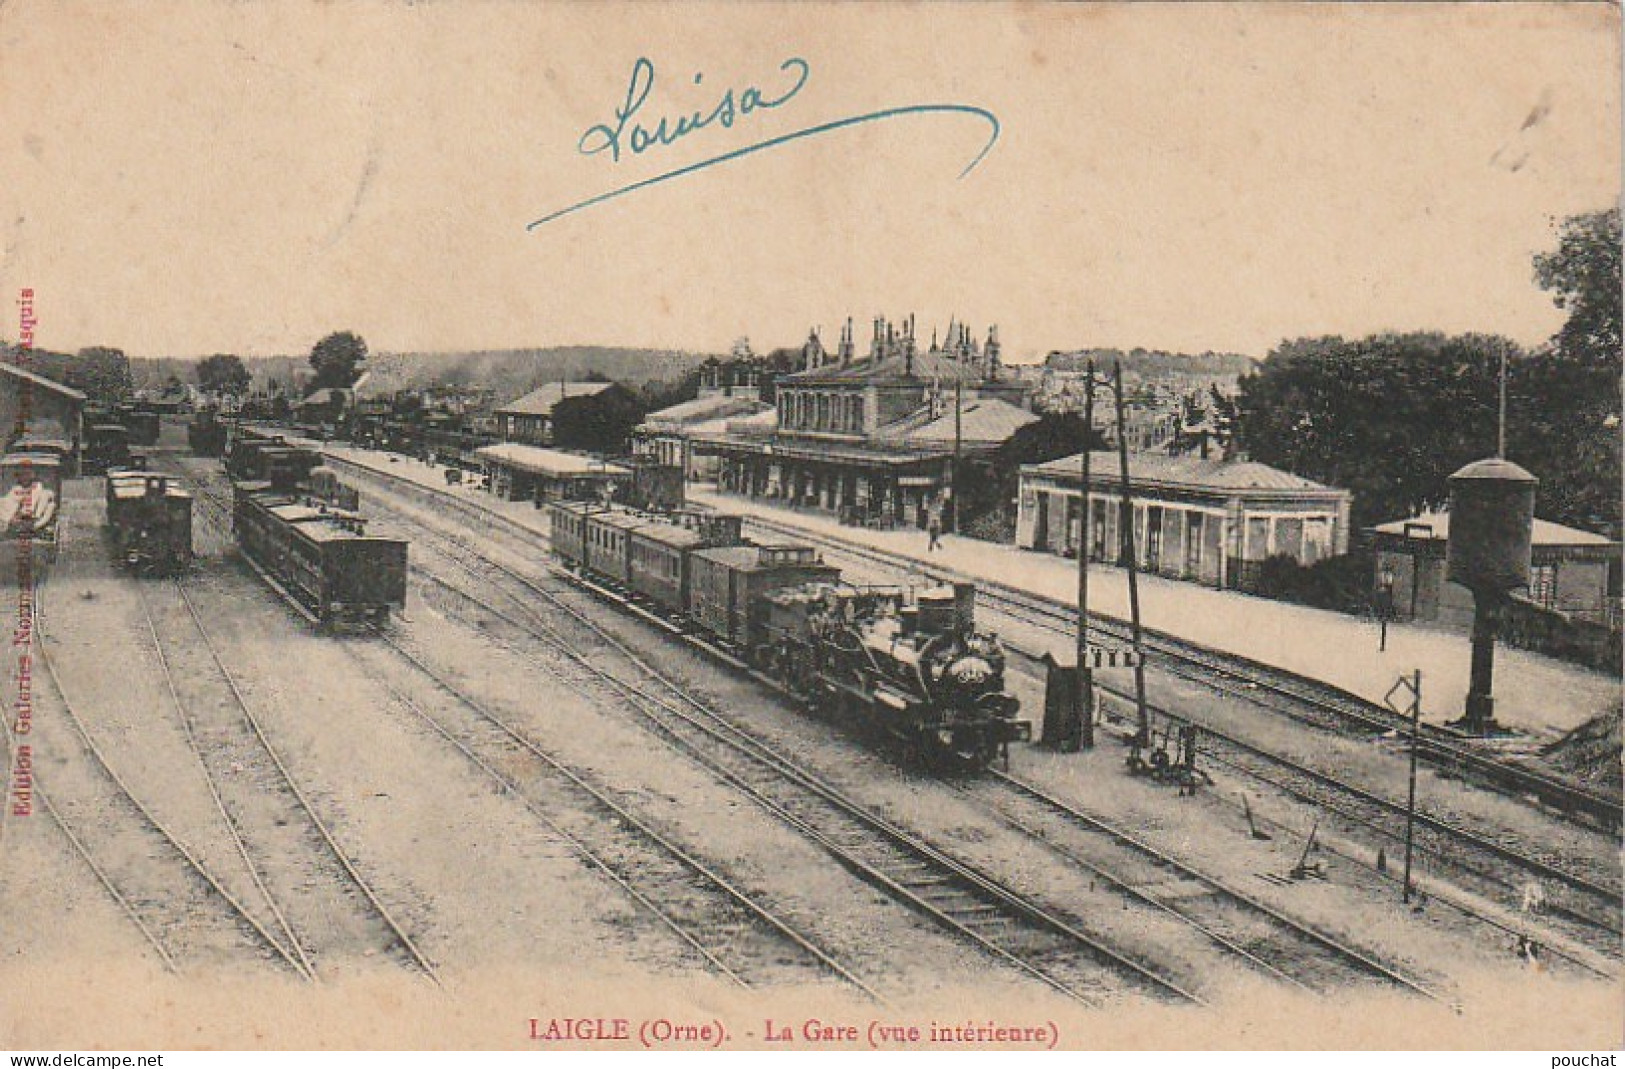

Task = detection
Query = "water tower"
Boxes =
[1446,457,1537,734]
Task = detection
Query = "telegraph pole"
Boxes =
[950,372,963,534]
[1074,364,1097,750]
[1497,346,1508,459]
[1113,361,1150,747]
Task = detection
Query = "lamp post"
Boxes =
[1376,564,1396,652]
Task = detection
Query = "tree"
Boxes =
[1235,333,1510,529]
[1535,208,1621,370]
[309,331,368,390]
[1524,208,1623,535]
[66,346,133,404]
[196,353,252,398]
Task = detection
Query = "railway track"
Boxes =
[16,582,308,976]
[390,518,1201,1006]
[350,629,879,995]
[176,456,885,997]
[732,516,1623,916]
[139,561,439,983]
[317,454,1621,967]
[737,512,1622,834]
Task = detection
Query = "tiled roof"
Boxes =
[1371,511,1617,548]
[890,397,1038,447]
[299,387,352,406]
[1030,451,1343,495]
[495,381,614,416]
[641,393,769,427]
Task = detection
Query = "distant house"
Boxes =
[1016,452,1352,590]
[493,382,615,446]
[297,387,353,424]
[1368,511,1622,629]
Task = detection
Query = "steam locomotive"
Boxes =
[105,469,194,575]
[548,500,1029,770]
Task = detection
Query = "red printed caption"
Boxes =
[528,1016,1058,1049]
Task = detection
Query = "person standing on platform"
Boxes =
[926,497,943,552]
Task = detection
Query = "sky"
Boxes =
[0,2,1617,362]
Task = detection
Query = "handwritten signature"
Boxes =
[528,56,999,230]
[578,56,810,164]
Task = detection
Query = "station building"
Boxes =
[1015,452,1352,590]
[705,316,1037,528]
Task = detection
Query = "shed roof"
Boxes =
[0,362,86,403]
[495,381,614,417]
[1029,451,1344,496]
[1370,511,1617,548]
[475,442,630,477]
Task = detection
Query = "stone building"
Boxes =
[1016,452,1352,589]
[632,366,771,479]
[706,316,1036,528]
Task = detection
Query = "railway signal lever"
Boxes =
[1288,818,1326,881]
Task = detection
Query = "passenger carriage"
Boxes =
[582,509,658,588]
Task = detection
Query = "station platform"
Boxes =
[276,432,1618,741]
[682,487,1619,741]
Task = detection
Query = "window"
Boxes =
[1530,563,1556,608]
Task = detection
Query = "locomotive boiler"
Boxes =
[105,469,194,575]
[760,582,1028,770]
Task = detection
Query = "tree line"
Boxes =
[1234,209,1621,537]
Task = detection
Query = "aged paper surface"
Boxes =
[0,0,1619,1052]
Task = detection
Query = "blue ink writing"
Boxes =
[579,56,810,164]
[529,58,999,230]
